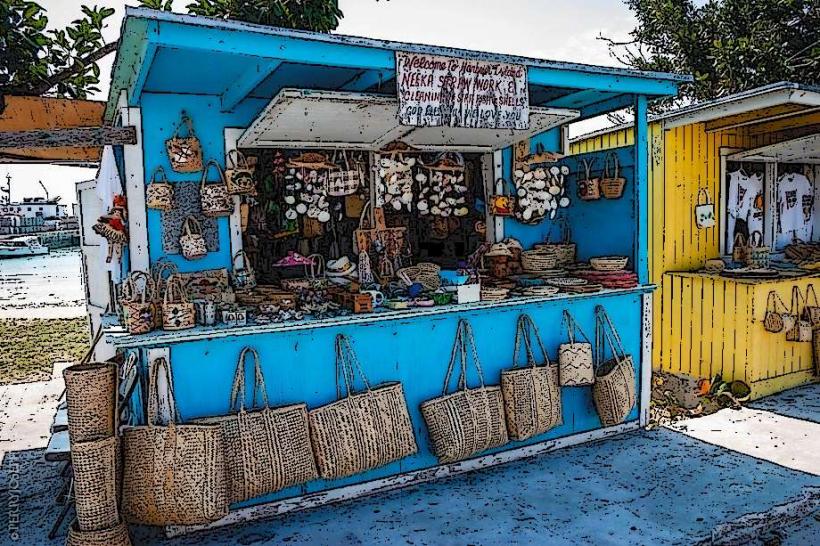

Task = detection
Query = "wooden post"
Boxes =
[0,126,137,147]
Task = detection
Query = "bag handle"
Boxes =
[226,149,250,170]
[147,357,180,426]
[200,159,227,189]
[562,309,591,345]
[335,334,372,399]
[442,319,485,395]
[603,152,620,180]
[163,274,189,305]
[749,230,764,248]
[512,314,551,369]
[150,166,169,185]
[697,188,712,206]
[733,232,747,248]
[306,254,325,279]
[181,216,201,237]
[791,286,805,314]
[594,305,628,369]
[232,249,252,271]
[229,347,269,412]
[358,200,373,230]
[579,158,595,180]
[172,111,195,139]
[806,285,819,309]
[766,291,786,314]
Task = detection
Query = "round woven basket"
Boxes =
[66,520,131,546]
[63,362,117,443]
[590,256,629,272]
[397,263,441,291]
[480,286,510,301]
[534,243,576,266]
[521,250,558,273]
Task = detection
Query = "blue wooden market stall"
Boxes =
[80,7,689,535]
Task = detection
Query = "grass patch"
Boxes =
[0,318,89,385]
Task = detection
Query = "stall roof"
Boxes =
[238,89,579,152]
[105,8,689,124]
[728,134,820,164]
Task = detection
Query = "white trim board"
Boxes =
[166,420,640,538]
[118,91,149,273]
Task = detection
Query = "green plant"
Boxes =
[184,0,343,31]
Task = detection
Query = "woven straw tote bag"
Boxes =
[231,249,257,292]
[309,335,417,480]
[179,215,208,260]
[592,306,637,426]
[763,291,786,333]
[66,520,132,546]
[421,320,509,463]
[146,166,174,211]
[120,271,156,335]
[326,150,363,197]
[122,357,228,526]
[165,111,203,173]
[151,259,179,329]
[501,315,562,441]
[577,158,600,201]
[558,310,595,386]
[600,151,626,199]
[62,358,117,443]
[162,275,196,331]
[200,160,234,218]
[194,348,317,503]
[786,286,812,342]
[72,435,121,531]
[225,150,257,196]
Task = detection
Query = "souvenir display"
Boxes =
[200,160,234,217]
[165,110,203,173]
[145,166,174,211]
[284,152,335,223]
[418,153,470,218]
[512,160,570,223]
[377,151,416,211]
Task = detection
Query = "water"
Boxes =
[0,248,85,318]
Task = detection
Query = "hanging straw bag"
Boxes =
[200,160,234,217]
[63,358,117,443]
[592,306,637,426]
[421,320,509,463]
[535,219,576,266]
[746,231,770,269]
[309,335,417,479]
[600,152,626,199]
[326,150,363,197]
[165,111,203,173]
[353,201,408,258]
[577,158,601,201]
[803,284,820,327]
[146,166,174,211]
[162,275,196,331]
[225,150,257,196]
[122,358,228,526]
[66,520,132,546]
[763,291,786,333]
[179,215,207,260]
[694,188,715,229]
[72,435,121,531]
[151,259,179,328]
[732,233,749,264]
[558,310,595,386]
[194,348,317,503]
[120,271,156,335]
[786,286,812,342]
[231,249,257,292]
[501,315,562,441]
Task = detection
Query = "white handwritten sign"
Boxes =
[396,52,530,130]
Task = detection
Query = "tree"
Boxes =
[603,0,820,109]
[0,1,116,99]
[183,0,342,32]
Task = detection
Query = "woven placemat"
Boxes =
[160,181,220,255]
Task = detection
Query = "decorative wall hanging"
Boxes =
[512,146,570,223]
[285,152,334,223]
[694,188,715,229]
[418,153,469,218]
[194,348,317,503]
[165,110,203,173]
[577,158,601,201]
[145,166,174,211]
[160,182,218,255]
[600,152,627,199]
[309,334,417,479]
[593,306,636,426]
[421,320,509,463]
[501,315,562,441]
[200,160,234,217]
[225,150,257,196]
[179,216,208,260]
[377,153,416,211]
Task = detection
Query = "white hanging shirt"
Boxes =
[726,170,764,239]
[777,172,813,242]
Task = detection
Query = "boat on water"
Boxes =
[0,236,49,258]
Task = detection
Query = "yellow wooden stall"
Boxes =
[571,83,820,398]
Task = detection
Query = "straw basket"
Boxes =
[326,150,363,197]
[592,306,636,426]
[309,335,417,480]
[63,362,117,443]
[590,256,629,272]
[600,152,626,199]
[786,286,813,342]
[120,271,155,335]
[225,150,257,196]
[151,259,179,329]
[421,320,508,463]
[397,263,441,291]
[558,310,594,386]
[162,275,196,331]
[146,166,174,211]
[165,111,202,173]
[194,348,317,503]
[535,219,576,266]
[501,315,562,441]
[577,158,600,201]
[72,435,120,531]
[122,358,227,526]
[521,250,558,273]
[200,160,234,218]
[179,216,207,260]
[66,520,132,546]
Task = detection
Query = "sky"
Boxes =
[4,0,638,207]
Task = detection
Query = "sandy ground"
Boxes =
[0,372,818,545]
[0,249,85,319]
